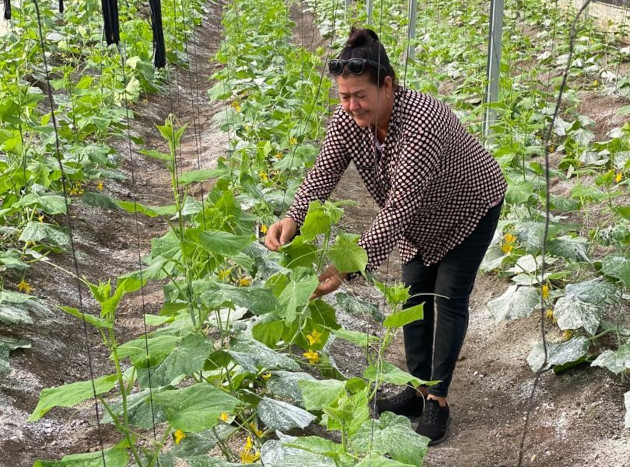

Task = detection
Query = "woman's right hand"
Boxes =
[264,217,298,251]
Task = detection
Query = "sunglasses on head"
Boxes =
[328,58,388,76]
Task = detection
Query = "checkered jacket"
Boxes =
[287,87,507,272]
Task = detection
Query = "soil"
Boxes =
[1,2,629,467]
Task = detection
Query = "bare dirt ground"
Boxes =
[1,2,629,467]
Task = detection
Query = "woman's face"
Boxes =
[336,74,393,129]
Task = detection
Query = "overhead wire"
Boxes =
[517,1,594,465]
[30,0,107,464]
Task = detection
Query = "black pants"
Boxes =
[401,202,502,397]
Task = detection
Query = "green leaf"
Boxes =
[328,232,368,273]
[171,425,237,459]
[267,371,316,404]
[116,200,176,217]
[29,374,117,421]
[179,169,217,185]
[514,222,579,254]
[280,236,318,269]
[61,306,112,329]
[229,335,300,372]
[15,193,67,215]
[298,379,346,411]
[300,201,342,241]
[207,82,232,101]
[350,412,429,466]
[336,292,383,321]
[152,383,241,432]
[601,254,630,288]
[0,336,30,372]
[332,328,379,347]
[354,456,416,466]
[277,271,319,324]
[33,442,129,467]
[383,304,423,328]
[198,280,279,315]
[81,192,122,211]
[547,236,589,262]
[256,397,316,431]
[260,440,337,466]
[197,231,254,256]
[487,285,539,322]
[116,335,180,368]
[151,334,213,386]
[101,388,167,430]
[527,336,590,373]
[0,302,32,325]
[19,221,70,247]
[284,436,343,460]
[373,281,410,308]
[364,362,431,387]
[554,279,619,335]
[591,343,630,374]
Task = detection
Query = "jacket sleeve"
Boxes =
[286,109,352,227]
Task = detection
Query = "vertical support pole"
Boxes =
[366,0,373,25]
[483,0,503,141]
[407,0,418,61]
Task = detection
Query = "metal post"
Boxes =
[483,0,504,141]
[367,0,374,25]
[407,0,418,61]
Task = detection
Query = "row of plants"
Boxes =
[0,0,204,369]
[309,0,629,419]
[29,0,439,465]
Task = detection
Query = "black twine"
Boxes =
[149,0,166,68]
[59,0,63,14]
[4,0,11,20]
[101,0,120,45]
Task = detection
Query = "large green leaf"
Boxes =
[526,336,590,373]
[19,221,70,247]
[198,280,279,316]
[117,200,176,217]
[150,334,213,386]
[0,302,33,325]
[29,374,118,421]
[101,388,168,430]
[15,192,67,215]
[115,335,180,368]
[152,383,241,432]
[547,236,589,262]
[350,412,429,466]
[256,397,316,431]
[81,192,122,211]
[354,456,416,467]
[300,201,342,241]
[61,306,112,329]
[336,293,383,321]
[364,362,430,387]
[298,379,346,411]
[179,169,219,185]
[171,425,237,459]
[260,440,336,466]
[383,304,423,328]
[514,222,579,254]
[601,254,630,288]
[267,371,316,405]
[554,279,619,335]
[284,436,344,460]
[328,232,368,274]
[229,335,300,372]
[196,230,254,256]
[487,285,539,322]
[280,236,318,269]
[332,328,379,348]
[591,343,630,374]
[277,271,319,324]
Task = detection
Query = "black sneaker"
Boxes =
[415,399,450,445]
[375,386,424,417]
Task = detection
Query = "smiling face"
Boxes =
[336,74,394,131]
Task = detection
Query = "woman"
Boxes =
[265,27,506,446]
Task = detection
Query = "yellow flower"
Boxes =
[232,101,241,112]
[548,144,555,153]
[258,171,268,182]
[260,224,268,234]
[501,233,516,254]
[250,421,264,438]
[306,328,323,346]
[17,280,33,294]
[38,214,44,223]
[303,349,320,364]
[173,429,186,445]
[96,181,104,191]
[289,137,298,146]
[238,277,251,287]
[545,309,554,320]
[217,268,232,281]
[260,372,271,380]
[542,284,549,300]
[563,329,573,341]
[275,152,284,160]
[615,172,622,183]
[593,79,599,87]
[219,412,229,422]
[240,436,260,464]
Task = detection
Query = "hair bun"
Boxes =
[346,26,380,47]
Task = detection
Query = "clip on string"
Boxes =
[149,0,166,68]
[101,0,120,45]
[4,0,11,20]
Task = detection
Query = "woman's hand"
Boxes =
[264,217,298,251]
[311,265,347,299]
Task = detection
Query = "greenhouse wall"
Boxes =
[560,0,630,41]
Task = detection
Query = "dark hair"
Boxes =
[335,26,397,87]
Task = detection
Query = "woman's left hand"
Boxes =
[311,265,347,299]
